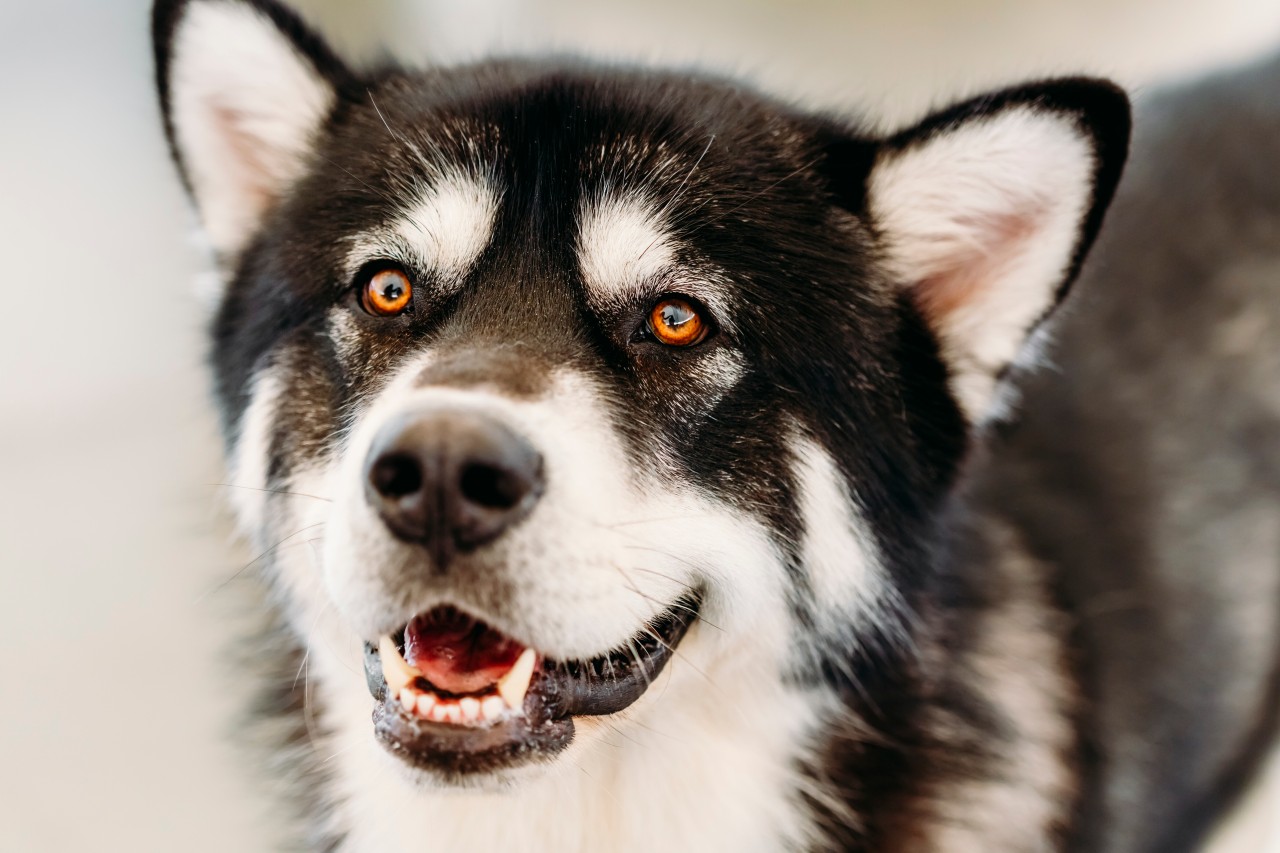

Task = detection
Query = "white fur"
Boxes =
[313,632,826,853]
[397,173,499,281]
[344,172,500,294]
[918,523,1076,851]
[168,0,336,258]
[323,356,778,658]
[228,343,834,853]
[226,357,287,546]
[577,193,677,305]
[575,192,735,326]
[790,433,898,656]
[1205,741,1280,853]
[309,570,827,853]
[869,106,1095,421]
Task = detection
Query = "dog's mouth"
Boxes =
[362,595,700,777]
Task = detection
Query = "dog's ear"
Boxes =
[153,0,353,259]
[863,80,1130,423]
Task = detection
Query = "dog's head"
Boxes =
[154,0,1127,790]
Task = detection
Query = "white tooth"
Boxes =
[497,648,537,711]
[416,692,437,716]
[399,689,417,712]
[442,703,462,724]
[481,695,506,720]
[460,697,481,722]
[429,703,450,723]
[379,636,420,694]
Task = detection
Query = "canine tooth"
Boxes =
[399,689,417,712]
[460,697,481,722]
[379,635,420,694]
[481,695,506,720]
[497,648,537,710]
[416,692,437,716]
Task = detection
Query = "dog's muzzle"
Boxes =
[351,404,702,779]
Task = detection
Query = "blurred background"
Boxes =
[1,1,1279,850]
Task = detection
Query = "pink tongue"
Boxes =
[403,609,525,695]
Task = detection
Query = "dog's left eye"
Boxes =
[646,297,710,347]
[360,268,413,317]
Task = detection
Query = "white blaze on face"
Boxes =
[320,354,681,654]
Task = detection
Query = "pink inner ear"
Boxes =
[912,207,1044,328]
[210,101,274,218]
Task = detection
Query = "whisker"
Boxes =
[319,740,361,766]
[368,90,397,141]
[638,624,715,687]
[686,156,822,236]
[301,651,322,751]
[593,513,708,529]
[641,134,716,260]
[600,717,646,750]
[316,152,403,209]
[610,571,718,690]
[618,563,686,586]
[293,645,312,693]
[198,522,326,601]
[208,483,332,503]
[619,541,704,573]
[613,565,723,633]
[626,637,652,689]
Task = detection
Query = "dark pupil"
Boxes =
[381,281,404,302]
[661,303,691,328]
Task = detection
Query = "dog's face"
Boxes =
[155,0,1126,793]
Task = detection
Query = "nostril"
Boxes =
[364,409,544,554]
[371,453,424,499]
[459,463,525,510]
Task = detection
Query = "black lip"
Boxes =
[363,594,701,777]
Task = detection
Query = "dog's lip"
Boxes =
[362,594,701,775]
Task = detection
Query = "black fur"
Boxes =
[156,4,1280,853]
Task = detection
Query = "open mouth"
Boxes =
[362,595,700,776]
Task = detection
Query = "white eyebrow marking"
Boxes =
[576,193,678,304]
[345,171,499,292]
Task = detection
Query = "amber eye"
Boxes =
[646,297,709,347]
[360,268,413,317]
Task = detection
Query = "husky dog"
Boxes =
[152,0,1280,849]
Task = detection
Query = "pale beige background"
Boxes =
[1,1,1279,851]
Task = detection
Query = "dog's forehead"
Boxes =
[326,70,809,290]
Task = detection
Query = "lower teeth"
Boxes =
[398,686,511,726]
[380,634,535,725]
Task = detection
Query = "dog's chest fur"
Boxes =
[325,674,819,852]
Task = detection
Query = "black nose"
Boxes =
[364,409,544,562]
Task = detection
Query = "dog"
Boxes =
[152,0,1280,849]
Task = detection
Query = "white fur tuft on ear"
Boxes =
[870,106,1097,422]
[164,0,339,257]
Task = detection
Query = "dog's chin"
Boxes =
[370,713,573,792]
[361,594,701,784]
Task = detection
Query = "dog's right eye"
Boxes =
[360,268,413,317]
[645,297,711,347]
